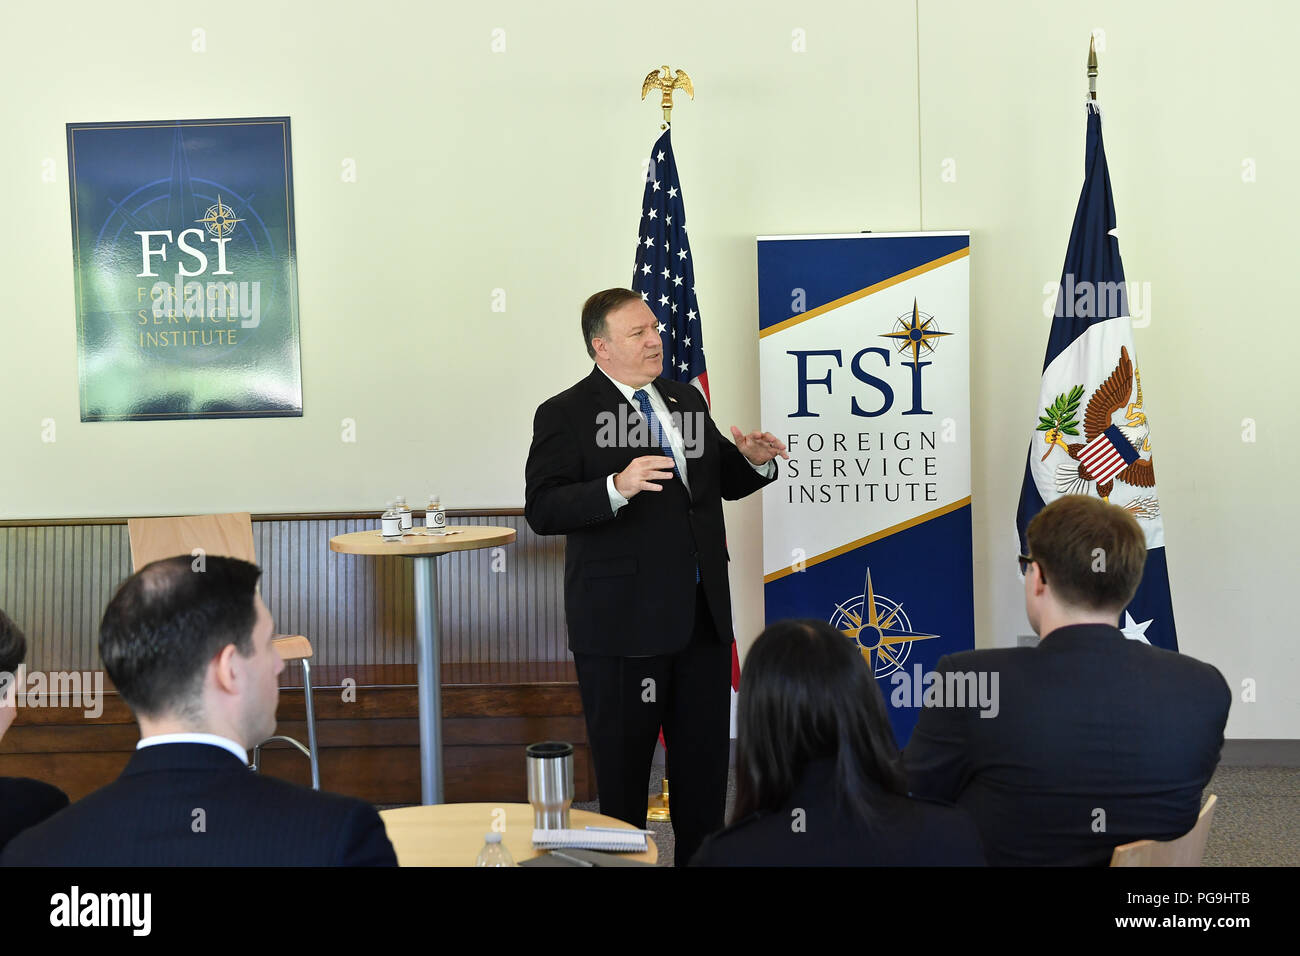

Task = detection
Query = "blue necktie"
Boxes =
[632,389,678,477]
[632,388,699,583]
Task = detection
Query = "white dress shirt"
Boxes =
[598,365,775,513]
[137,732,248,765]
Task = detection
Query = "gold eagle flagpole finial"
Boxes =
[641,65,694,129]
[1087,34,1098,101]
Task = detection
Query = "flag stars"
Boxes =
[678,360,688,372]
[687,309,697,321]
[657,321,666,334]
[668,186,678,199]
[641,264,651,275]
[684,336,691,347]
[647,208,658,219]
[656,150,665,162]
[672,275,683,287]
[677,249,688,260]
[643,236,654,248]
[670,302,677,313]
[662,267,671,279]
[652,179,661,191]
[640,291,649,302]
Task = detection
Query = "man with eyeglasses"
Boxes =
[904,494,1229,866]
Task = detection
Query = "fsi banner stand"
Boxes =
[757,232,974,746]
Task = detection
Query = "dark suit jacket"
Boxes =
[525,366,775,656]
[0,744,397,866]
[904,624,1231,866]
[0,777,69,854]
[690,758,985,866]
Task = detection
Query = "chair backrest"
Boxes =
[1109,794,1218,867]
[126,513,256,571]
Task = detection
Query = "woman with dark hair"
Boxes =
[689,619,984,866]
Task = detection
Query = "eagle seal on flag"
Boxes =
[1038,345,1159,519]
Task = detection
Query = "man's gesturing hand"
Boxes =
[730,426,789,466]
[614,455,677,499]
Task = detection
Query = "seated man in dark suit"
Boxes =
[0,609,69,852]
[2,556,396,866]
[904,494,1230,866]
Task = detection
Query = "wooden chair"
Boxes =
[1109,794,1217,866]
[125,513,321,790]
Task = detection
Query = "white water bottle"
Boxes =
[394,495,413,532]
[381,502,402,540]
[426,493,446,535]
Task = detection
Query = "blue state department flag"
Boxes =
[1016,103,1177,651]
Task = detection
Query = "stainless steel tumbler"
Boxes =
[525,741,574,830]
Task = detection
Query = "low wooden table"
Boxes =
[330,526,516,805]
[379,803,659,866]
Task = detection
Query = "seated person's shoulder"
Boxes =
[934,646,1029,673]
[894,793,986,864]
[0,776,69,812]
[1128,642,1230,699]
[235,773,396,865]
[0,777,70,849]
[688,811,776,866]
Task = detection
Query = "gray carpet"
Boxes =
[572,761,1300,867]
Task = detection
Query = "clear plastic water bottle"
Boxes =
[394,495,413,532]
[381,502,402,540]
[474,832,514,867]
[426,493,446,535]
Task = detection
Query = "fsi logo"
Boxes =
[788,300,954,418]
[134,194,261,329]
[135,193,243,277]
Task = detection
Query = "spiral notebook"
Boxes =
[531,828,648,853]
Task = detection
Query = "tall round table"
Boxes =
[330,526,516,805]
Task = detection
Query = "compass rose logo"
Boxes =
[830,567,940,679]
[879,298,953,365]
[196,194,244,239]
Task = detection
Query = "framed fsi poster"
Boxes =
[67,116,302,421]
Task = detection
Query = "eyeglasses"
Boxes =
[1018,553,1046,584]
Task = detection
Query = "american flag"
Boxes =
[631,128,710,403]
[630,127,742,700]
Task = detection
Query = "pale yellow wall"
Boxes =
[0,0,1293,738]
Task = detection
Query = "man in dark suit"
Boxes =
[1,556,396,866]
[525,288,784,866]
[904,494,1230,866]
[0,609,69,853]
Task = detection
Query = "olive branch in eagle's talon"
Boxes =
[1037,384,1084,460]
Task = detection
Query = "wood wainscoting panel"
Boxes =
[0,665,595,805]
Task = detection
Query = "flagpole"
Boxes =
[639,63,696,826]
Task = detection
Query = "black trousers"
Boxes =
[572,584,732,868]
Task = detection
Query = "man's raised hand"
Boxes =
[615,455,677,499]
[730,426,789,466]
